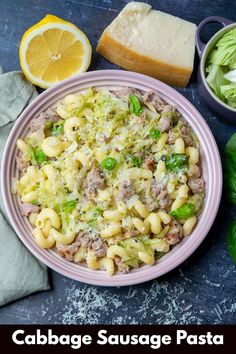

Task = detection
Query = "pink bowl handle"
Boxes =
[196,16,234,57]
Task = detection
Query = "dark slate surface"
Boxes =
[0,0,236,324]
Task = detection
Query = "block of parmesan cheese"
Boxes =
[97,2,197,87]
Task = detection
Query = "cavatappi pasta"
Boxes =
[14,87,205,275]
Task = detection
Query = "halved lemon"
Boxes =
[19,14,92,89]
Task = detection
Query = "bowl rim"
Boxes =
[200,22,236,113]
[0,69,223,286]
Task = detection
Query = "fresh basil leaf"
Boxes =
[129,95,143,116]
[227,221,236,263]
[223,133,236,204]
[224,133,236,162]
[170,203,195,219]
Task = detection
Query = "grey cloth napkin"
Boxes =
[0,68,50,307]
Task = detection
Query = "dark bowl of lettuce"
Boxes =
[196,16,236,123]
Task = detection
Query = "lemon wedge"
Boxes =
[19,14,92,88]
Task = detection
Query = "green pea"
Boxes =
[101,157,117,170]
[34,148,47,164]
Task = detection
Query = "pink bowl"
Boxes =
[1,70,222,286]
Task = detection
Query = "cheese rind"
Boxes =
[97,2,197,87]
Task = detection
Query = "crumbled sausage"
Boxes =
[135,111,147,127]
[123,227,140,238]
[157,190,171,211]
[114,256,129,274]
[83,167,106,201]
[118,180,134,201]
[91,238,107,258]
[57,231,108,262]
[168,125,194,146]
[57,231,92,261]
[21,203,39,216]
[142,91,176,132]
[188,178,205,194]
[151,179,165,198]
[57,243,80,261]
[181,125,194,147]
[77,231,93,248]
[168,129,177,144]
[142,91,166,112]
[29,108,59,132]
[151,179,171,211]
[143,196,158,212]
[142,157,155,171]
[29,116,45,132]
[112,87,142,100]
[16,153,30,171]
[164,220,183,245]
[157,115,172,132]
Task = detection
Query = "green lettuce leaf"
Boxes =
[228,98,236,108]
[220,83,236,101]
[224,69,236,83]
[209,28,236,66]
[206,64,229,101]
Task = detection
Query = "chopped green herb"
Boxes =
[129,95,143,116]
[51,124,64,136]
[131,156,142,168]
[62,200,77,213]
[93,208,103,217]
[150,128,161,140]
[101,157,117,170]
[28,146,35,161]
[155,251,166,260]
[45,121,53,129]
[164,153,188,173]
[88,219,97,227]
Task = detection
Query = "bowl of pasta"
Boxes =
[1,70,222,286]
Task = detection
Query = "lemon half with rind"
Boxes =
[19,15,92,89]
